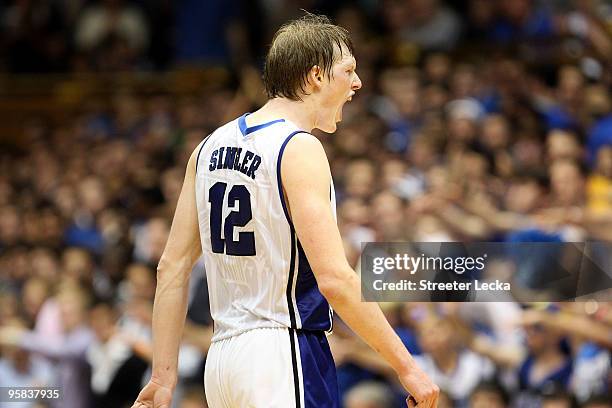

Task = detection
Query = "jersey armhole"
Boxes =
[276,130,310,229]
[195,133,214,175]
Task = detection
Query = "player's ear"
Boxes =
[307,65,323,90]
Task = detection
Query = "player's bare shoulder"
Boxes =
[283,132,330,170]
[281,132,332,202]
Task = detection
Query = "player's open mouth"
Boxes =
[337,93,355,122]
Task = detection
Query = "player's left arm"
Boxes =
[132,145,203,408]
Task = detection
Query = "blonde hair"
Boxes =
[263,12,354,101]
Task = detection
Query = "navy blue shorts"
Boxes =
[290,328,340,408]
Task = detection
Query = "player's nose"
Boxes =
[352,72,362,91]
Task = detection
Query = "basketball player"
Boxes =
[131,13,439,408]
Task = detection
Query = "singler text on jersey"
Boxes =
[209,147,262,179]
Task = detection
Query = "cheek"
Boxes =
[333,72,351,89]
[342,73,353,88]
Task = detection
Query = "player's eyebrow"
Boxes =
[344,59,356,69]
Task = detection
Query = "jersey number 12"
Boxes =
[208,182,256,256]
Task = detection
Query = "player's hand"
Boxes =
[398,366,439,408]
[131,378,174,408]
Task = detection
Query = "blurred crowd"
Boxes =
[1,0,612,407]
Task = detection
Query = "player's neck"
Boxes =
[250,97,318,132]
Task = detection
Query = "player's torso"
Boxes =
[195,114,335,341]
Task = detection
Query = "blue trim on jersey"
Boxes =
[295,240,333,332]
[238,113,285,136]
[296,330,340,408]
[278,130,308,329]
[245,119,286,135]
[277,130,306,228]
[289,329,302,408]
[195,133,213,174]
[286,228,298,329]
[277,130,334,332]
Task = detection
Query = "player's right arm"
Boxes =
[131,146,203,408]
[281,133,439,408]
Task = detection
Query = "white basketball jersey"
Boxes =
[195,113,336,342]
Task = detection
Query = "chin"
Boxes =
[314,108,342,133]
[319,122,337,134]
[315,118,338,134]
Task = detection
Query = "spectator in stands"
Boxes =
[468,380,509,408]
[413,315,495,405]
[0,320,54,408]
[382,0,462,52]
[74,0,149,70]
[21,277,50,326]
[587,146,612,215]
[0,2,611,406]
[344,381,396,408]
[522,305,611,403]
[517,323,573,395]
[87,302,147,408]
[581,395,612,408]
[541,388,579,408]
[585,84,612,159]
[0,286,94,408]
[178,385,208,408]
[1,0,69,72]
